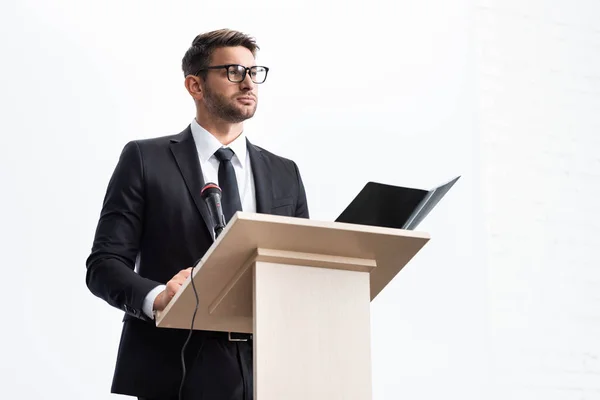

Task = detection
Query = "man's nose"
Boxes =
[239,71,255,90]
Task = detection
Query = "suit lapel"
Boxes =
[247,139,272,214]
[170,126,213,239]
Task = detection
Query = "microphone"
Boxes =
[201,182,226,239]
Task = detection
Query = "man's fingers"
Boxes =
[164,268,194,297]
[174,272,191,285]
[166,270,193,295]
[165,281,179,296]
[180,268,192,278]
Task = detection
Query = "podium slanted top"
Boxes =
[155,212,429,333]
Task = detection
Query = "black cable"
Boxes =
[179,183,224,399]
[179,258,201,400]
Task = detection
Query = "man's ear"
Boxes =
[184,75,203,101]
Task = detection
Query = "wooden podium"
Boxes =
[155,212,430,400]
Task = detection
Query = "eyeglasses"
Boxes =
[196,64,269,84]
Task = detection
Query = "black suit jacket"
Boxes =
[85,125,309,397]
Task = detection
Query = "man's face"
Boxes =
[201,46,259,123]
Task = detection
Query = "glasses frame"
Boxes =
[196,64,270,84]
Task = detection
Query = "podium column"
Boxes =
[252,249,375,400]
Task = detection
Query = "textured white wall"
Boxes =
[476,0,600,398]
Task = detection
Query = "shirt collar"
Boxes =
[190,118,247,167]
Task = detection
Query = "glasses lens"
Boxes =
[227,65,246,82]
[251,66,268,83]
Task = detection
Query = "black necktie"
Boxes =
[214,147,243,223]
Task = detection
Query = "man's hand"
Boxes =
[153,267,192,312]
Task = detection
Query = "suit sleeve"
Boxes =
[85,141,161,321]
[293,161,310,219]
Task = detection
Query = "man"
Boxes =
[85,29,309,400]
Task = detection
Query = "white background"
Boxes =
[0,0,598,399]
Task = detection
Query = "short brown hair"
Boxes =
[181,28,259,77]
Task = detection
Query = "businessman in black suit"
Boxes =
[85,29,309,400]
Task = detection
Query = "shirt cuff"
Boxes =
[142,284,166,319]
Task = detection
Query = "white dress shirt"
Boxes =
[142,119,257,318]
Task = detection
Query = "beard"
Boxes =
[203,83,257,123]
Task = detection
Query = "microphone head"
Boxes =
[201,182,222,198]
[201,182,226,238]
